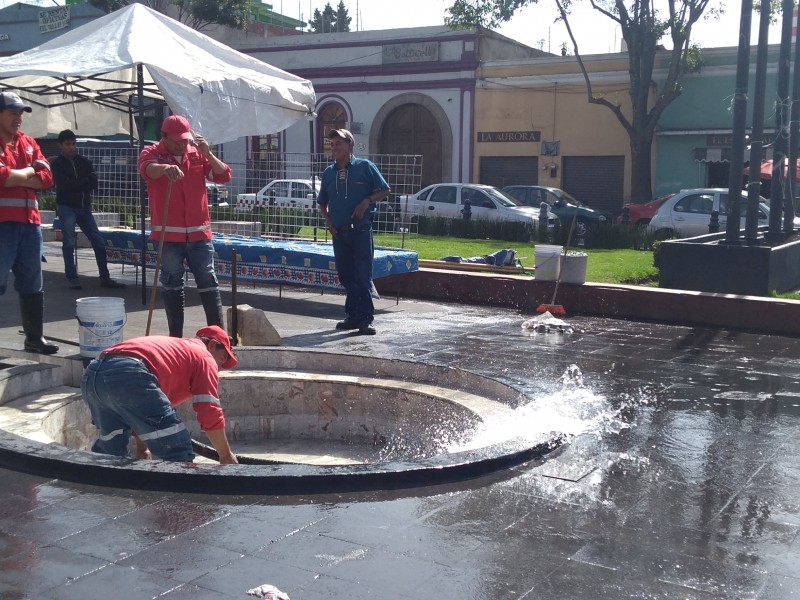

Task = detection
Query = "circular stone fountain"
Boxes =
[0,348,562,495]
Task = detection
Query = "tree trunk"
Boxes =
[630,133,654,203]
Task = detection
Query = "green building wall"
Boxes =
[655,45,781,197]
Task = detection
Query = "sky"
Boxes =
[4,0,787,55]
[295,0,787,55]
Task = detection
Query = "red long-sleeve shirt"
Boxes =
[138,140,231,242]
[104,336,226,431]
[0,132,53,224]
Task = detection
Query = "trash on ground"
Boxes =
[439,248,517,266]
[246,584,290,600]
[522,310,574,334]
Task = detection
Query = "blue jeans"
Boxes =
[0,222,43,296]
[58,204,111,281]
[81,356,194,461]
[332,218,374,325]
[159,239,219,293]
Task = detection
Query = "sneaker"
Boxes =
[335,320,360,330]
[100,278,126,289]
[355,324,376,336]
[68,279,82,290]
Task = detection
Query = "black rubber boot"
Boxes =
[199,290,224,329]
[20,293,59,355]
[163,289,185,338]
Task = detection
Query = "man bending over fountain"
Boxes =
[80,325,239,464]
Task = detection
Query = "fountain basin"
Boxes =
[0,348,563,494]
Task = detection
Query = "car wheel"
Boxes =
[635,219,651,229]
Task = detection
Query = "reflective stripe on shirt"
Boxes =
[192,394,221,406]
[151,224,212,234]
[0,198,38,209]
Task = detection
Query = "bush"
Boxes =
[652,240,662,268]
[38,191,56,212]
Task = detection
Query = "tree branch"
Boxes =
[556,0,634,137]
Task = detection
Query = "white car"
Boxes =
[647,188,798,239]
[398,183,556,229]
[236,179,316,211]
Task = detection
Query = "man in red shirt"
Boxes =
[138,115,232,337]
[81,325,239,464]
[0,91,58,354]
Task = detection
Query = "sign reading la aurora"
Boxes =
[382,42,439,64]
[478,131,541,143]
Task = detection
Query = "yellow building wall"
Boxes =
[474,56,640,201]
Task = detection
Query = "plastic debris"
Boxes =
[521,310,574,334]
[245,584,291,600]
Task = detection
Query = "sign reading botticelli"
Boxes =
[382,42,439,64]
[39,6,70,34]
[477,131,541,143]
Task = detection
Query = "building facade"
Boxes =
[0,2,105,57]
[473,53,638,215]
[233,26,548,192]
[656,45,783,199]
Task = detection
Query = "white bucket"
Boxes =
[561,252,588,284]
[76,297,126,358]
[534,245,563,281]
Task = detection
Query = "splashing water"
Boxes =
[449,364,632,453]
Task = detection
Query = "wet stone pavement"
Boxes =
[2,249,800,598]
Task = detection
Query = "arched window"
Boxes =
[318,102,347,154]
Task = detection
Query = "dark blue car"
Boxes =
[502,185,609,238]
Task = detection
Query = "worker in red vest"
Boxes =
[138,115,232,338]
[0,91,58,354]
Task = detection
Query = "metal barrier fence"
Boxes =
[40,147,423,251]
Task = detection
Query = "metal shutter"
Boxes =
[562,156,624,215]
[479,156,538,188]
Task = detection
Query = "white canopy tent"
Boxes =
[0,3,317,305]
[0,3,316,143]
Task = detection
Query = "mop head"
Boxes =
[522,311,574,334]
[535,303,566,316]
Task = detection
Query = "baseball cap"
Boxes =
[0,91,32,113]
[196,325,238,369]
[161,115,193,141]
[328,128,354,144]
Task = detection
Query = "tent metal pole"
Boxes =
[137,64,147,306]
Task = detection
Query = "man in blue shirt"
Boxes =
[317,129,390,335]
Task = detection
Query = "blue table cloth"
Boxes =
[100,230,418,292]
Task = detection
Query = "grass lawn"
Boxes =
[372,233,659,285]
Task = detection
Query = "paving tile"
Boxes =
[0,503,111,545]
[190,554,318,596]
[37,562,178,600]
[0,543,108,597]
[54,517,176,563]
[117,533,244,584]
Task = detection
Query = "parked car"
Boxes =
[398,183,556,230]
[205,181,229,204]
[502,185,608,237]
[617,194,674,228]
[236,179,316,211]
[647,188,798,239]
